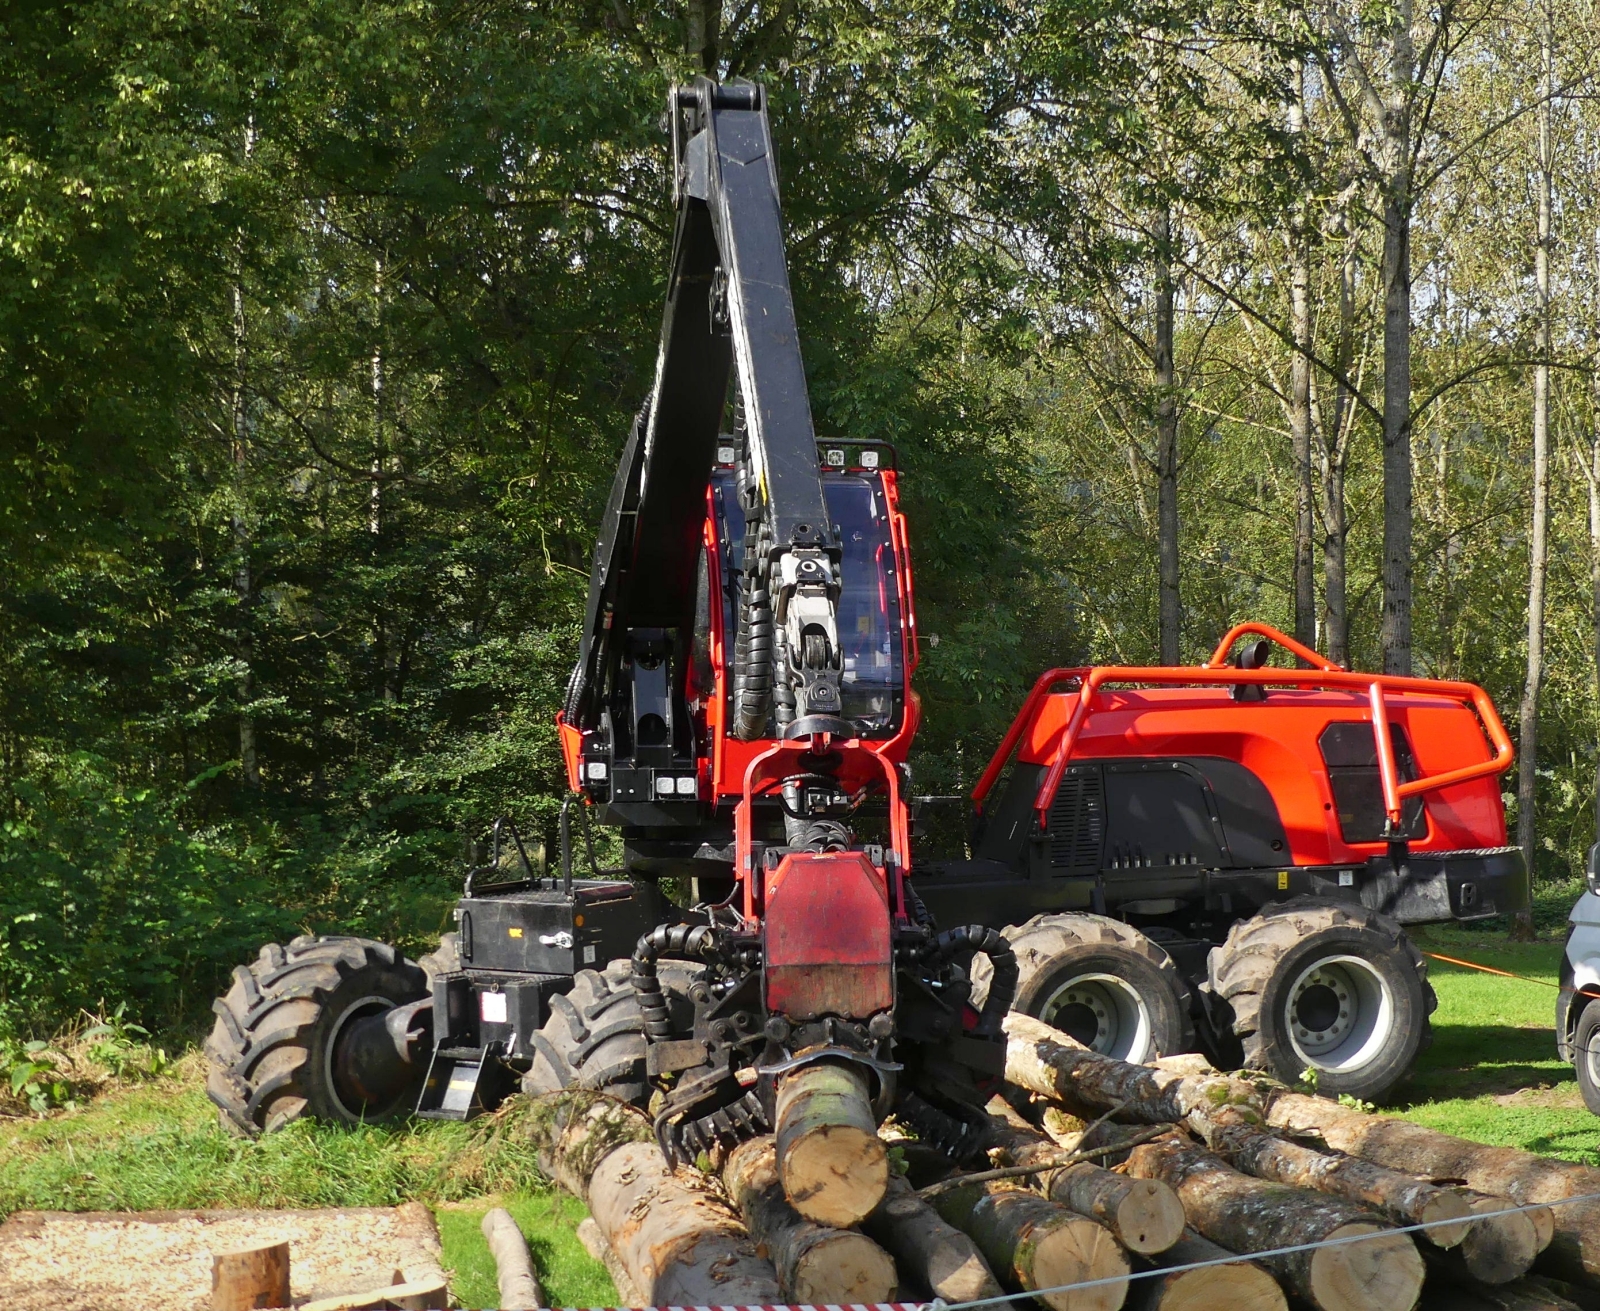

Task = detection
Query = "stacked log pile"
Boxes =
[528,1014,1597,1310]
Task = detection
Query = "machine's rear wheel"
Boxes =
[205,935,430,1136]
[975,912,1193,1063]
[523,958,698,1107]
[1208,898,1434,1100]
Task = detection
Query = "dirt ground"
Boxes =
[0,1201,448,1311]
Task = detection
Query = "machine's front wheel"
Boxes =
[1209,898,1434,1101]
[1572,998,1600,1115]
[975,912,1193,1063]
[523,958,698,1107]
[205,935,430,1136]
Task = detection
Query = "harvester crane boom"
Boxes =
[565,78,842,764]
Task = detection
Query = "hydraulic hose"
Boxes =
[926,924,1018,1037]
[631,924,720,1040]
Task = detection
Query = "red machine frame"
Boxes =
[972,623,1515,840]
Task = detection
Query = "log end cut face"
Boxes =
[1114,1178,1187,1254]
[1309,1223,1424,1311]
[1160,1261,1288,1311]
[780,1123,889,1226]
[789,1231,899,1304]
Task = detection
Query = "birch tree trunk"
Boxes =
[1290,60,1317,655]
[1515,3,1556,941]
[1380,1,1416,677]
[1155,204,1181,665]
[1592,369,1600,841]
[232,119,258,789]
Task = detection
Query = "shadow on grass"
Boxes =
[1399,1022,1572,1103]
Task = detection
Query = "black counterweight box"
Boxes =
[454,878,667,975]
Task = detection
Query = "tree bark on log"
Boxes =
[1198,1111,1477,1248]
[531,1090,781,1305]
[1127,1229,1287,1311]
[576,1217,644,1307]
[981,1108,1184,1254]
[1267,1092,1600,1285]
[1006,1017,1549,1281]
[863,1173,1006,1303]
[1127,1134,1423,1311]
[481,1207,543,1310]
[931,1180,1130,1311]
[1005,1012,1274,1126]
[774,1059,888,1226]
[723,1136,898,1302]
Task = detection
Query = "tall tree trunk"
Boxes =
[1592,367,1600,843]
[1380,3,1415,676]
[1290,62,1317,655]
[232,120,259,789]
[1155,205,1181,664]
[1321,219,1358,668]
[686,0,721,73]
[1515,8,1555,941]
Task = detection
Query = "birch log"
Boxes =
[1127,1134,1423,1311]
[723,1136,898,1302]
[774,1060,888,1226]
[980,1109,1184,1253]
[932,1180,1130,1311]
[863,1173,1005,1303]
[481,1208,543,1310]
[531,1090,781,1304]
[1267,1092,1600,1284]
[1127,1229,1287,1311]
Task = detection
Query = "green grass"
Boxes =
[0,1064,615,1304]
[436,1194,613,1309]
[2,926,1596,1304]
[1390,925,1600,1164]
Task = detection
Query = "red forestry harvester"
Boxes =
[205,81,1526,1183]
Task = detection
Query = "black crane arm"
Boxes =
[566,79,845,768]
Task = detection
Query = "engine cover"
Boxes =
[762,850,893,1021]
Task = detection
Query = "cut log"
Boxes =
[1127,1133,1423,1311]
[1196,1111,1477,1248]
[1267,1092,1600,1284]
[981,1108,1184,1254]
[1127,1229,1287,1311]
[481,1207,543,1310]
[212,1241,291,1311]
[576,1217,644,1306]
[774,1059,888,1226]
[531,1090,781,1304]
[932,1180,1130,1311]
[1434,1193,1545,1285]
[723,1136,898,1302]
[862,1173,1006,1303]
[1004,1012,1272,1126]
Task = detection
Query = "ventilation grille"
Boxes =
[1049,770,1105,869]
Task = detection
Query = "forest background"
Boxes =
[2,0,1592,1042]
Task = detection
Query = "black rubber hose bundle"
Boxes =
[926,924,1018,1037]
[631,924,720,1040]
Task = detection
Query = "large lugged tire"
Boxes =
[1208,898,1436,1100]
[205,935,430,1136]
[417,931,460,981]
[974,912,1194,1063]
[523,958,698,1107]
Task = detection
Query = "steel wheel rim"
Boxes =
[324,993,399,1121]
[1037,972,1155,1062]
[1285,955,1394,1074]
[1585,1028,1600,1094]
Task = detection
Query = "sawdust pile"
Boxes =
[0,1201,447,1311]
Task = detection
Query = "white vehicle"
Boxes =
[1558,844,1600,1112]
